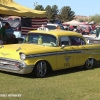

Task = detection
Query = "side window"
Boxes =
[69,36,86,45]
[69,36,81,45]
[81,38,86,45]
[60,36,70,46]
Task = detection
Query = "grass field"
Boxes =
[0,62,100,100]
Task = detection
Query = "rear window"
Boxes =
[46,25,56,30]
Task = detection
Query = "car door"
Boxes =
[78,38,92,65]
[56,36,74,70]
[69,36,87,66]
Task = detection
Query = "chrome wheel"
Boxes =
[36,61,47,78]
[84,58,94,69]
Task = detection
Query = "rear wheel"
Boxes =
[83,58,94,69]
[34,61,47,78]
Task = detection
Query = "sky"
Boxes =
[14,0,100,16]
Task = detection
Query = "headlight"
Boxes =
[20,53,26,60]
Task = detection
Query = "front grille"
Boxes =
[0,59,23,70]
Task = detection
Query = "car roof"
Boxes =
[96,26,100,28]
[28,29,84,38]
[47,23,58,26]
[1,20,20,28]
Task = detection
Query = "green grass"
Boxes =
[0,62,100,100]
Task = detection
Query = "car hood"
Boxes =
[0,44,57,60]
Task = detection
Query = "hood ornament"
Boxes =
[16,47,21,52]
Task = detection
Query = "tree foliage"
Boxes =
[89,14,100,24]
[34,5,44,11]
[35,5,75,22]
[51,5,59,19]
[59,6,75,22]
[45,5,59,21]
[45,5,52,20]
[34,4,100,23]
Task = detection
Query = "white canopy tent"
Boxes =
[63,20,80,26]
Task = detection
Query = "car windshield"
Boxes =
[1,22,11,29]
[25,33,57,47]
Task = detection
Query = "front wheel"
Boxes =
[34,61,47,78]
[83,58,94,69]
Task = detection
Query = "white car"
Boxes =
[46,23,65,30]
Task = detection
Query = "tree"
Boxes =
[45,5,52,20]
[59,6,75,22]
[35,5,44,11]
[45,5,59,22]
[51,5,59,20]
[89,14,100,24]
[34,4,75,23]
[45,5,59,20]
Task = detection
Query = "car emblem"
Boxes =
[65,57,70,62]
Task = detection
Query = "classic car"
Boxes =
[0,27,100,78]
[83,34,100,44]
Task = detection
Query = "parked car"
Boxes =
[0,21,14,35]
[0,21,23,43]
[1,20,21,30]
[0,27,100,78]
[92,26,100,34]
[46,23,65,30]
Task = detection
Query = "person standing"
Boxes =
[0,23,10,44]
[56,25,61,29]
[96,27,100,38]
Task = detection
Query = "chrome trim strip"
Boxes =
[26,50,82,58]
[26,49,100,58]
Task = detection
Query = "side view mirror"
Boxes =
[61,45,65,49]
[86,39,90,43]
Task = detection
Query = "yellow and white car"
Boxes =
[0,27,100,78]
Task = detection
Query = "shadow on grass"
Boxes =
[0,62,100,78]
[46,62,100,78]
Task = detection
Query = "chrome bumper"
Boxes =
[0,58,34,74]
[0,65,34,74]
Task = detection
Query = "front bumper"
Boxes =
[0,58,34,74]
